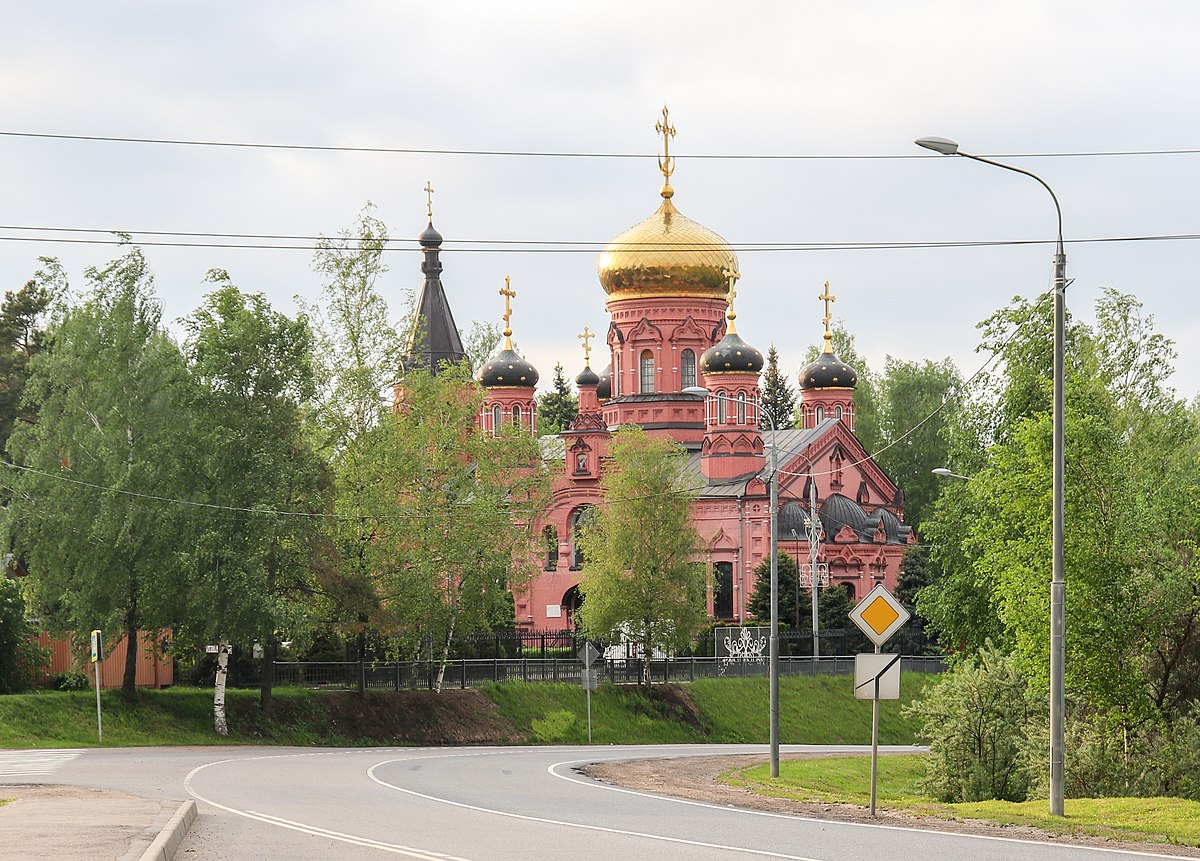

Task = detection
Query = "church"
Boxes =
[403,110,915,633]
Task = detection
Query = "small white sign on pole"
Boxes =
[854,653,902,700]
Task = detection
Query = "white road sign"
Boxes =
[849,584,910,648]
[854,653,902,700]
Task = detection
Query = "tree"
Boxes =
[537,363,578,436]
[0,575,47,692]
[5,246,190,696]
[759,345,796,430]
[361,365,551,690]
[181,274,329,723]
[0,261,61,460]
[577,427,707,687]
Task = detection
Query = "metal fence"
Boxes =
[271,654,946,692]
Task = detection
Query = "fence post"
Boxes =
[494,655,499,681]
[461,658,467,690]
[690,656,695,682]
[395,660,400,692]
[523,658,528,683]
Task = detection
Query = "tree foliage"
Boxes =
[759,345,795,430]
[577,427,707,687]
[0,262,61,460]
[537,363,578,437]
[0,576,47,692]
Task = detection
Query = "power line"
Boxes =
[3,229,1200,254]
[3,130,1198,160]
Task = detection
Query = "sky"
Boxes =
[3,2,1199,400]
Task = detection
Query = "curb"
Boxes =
[138,799,197,861]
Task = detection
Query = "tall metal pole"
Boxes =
[915,137,1067,816]
[768,425,780,778]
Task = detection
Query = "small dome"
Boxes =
[597,198,738,302]
[419,221,443,248]
[700,332,764,375]
[478,348,539,388]
[778,502,815,538]
[863,507,911,545]
[575,365,600,387]
[819,493,867,541]
[596,363,612,400]
[800,351,858,390]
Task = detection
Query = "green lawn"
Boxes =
[725,754,1200,848]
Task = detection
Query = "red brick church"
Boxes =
[404,112,914,633]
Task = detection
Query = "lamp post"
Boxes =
[686,385,781,777]
[916,136,1067,816]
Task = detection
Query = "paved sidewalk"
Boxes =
[0,784,193,861]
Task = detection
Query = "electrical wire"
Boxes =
[3,130,1198,160]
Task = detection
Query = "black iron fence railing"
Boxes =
[267,654,947,692]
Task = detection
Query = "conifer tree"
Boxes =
[759,345,796,430]
[537,363,578,436]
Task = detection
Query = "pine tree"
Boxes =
[537,363,578,436]
[759,345,796,430]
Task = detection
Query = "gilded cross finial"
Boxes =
[819,281,837,353]
[655,105,676,198]
[578,326,594,367]
[499,275,516,349]
[423,181,435,220]
[722,258,740,334]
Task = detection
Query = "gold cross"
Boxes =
[722,258,740,332]
[499,276,516,347]
[819,281,837,331]
[423,181,435,220]
[655,105,676,181]
[578,326,594,366]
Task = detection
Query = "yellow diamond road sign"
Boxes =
[850,584,910,647]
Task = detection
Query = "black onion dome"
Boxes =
[596,364,612,400]
[479,348,539,388]
[800,351,858,390]
[778,501,815,538]
[419,221,443,248]
[819,493,867,541]
[575,365,600,387]
[699,332,765,374]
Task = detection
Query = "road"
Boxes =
[5,744,1195,860]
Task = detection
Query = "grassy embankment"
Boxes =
[724,755,1200,848]
[0,673,935,749]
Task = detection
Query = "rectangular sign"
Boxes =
[90,630,102,664]
[854,653,901,700]
[580,667,598,690]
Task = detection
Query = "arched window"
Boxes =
[737,391,747,424]
[815,405,825,424]
[491,404,501,434]
[681,349,697,390]
[717,392,727,424]
[613,353,620,397]
[639,350,655,393]
[834,405,842,420]
[714,562,734,619]
[570,506,595,570]
[543,525,558,571]
[512,404,522,426]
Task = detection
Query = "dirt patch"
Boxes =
[646,685,704,729]
[232,690,526,745]
[583,753,1200,857]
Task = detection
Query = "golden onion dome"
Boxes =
[597,194,739,301]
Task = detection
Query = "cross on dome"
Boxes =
[578,326,594,367]
[499,276,516,349]
[819,281,837,352]
[655,105,676,198]
[424,181,435,220]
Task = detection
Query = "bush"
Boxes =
[0,576,48,693]
[904,643,1041,802]
[51,670,91,691]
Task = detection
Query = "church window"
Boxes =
[717,392,727,424]
[512,404,522,426]
[639,350,655,393]
[543,525,558,570]
[834,405,842,420]
[714,562,734,619]
[570,506,595,570]
[613,353,620,396]
[737,391,747,424]
[491,404,501,434]
[681,349,697,390]
[815,405,825,423]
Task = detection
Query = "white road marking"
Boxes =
[548,757,1200,861]
[0,748,84,778]
[184,754,475,860]
[366,757,823,860]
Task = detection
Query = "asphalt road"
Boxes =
[8,744,1197,860]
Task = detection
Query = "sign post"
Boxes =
[90,629,103,741]
[849,585,910,816]
[578,642,600,743]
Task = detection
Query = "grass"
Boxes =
[725,754,1200,848]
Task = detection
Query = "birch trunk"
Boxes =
[213,643,230,736]
[433,616,456,693]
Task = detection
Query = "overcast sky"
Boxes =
[4,2,1198,403]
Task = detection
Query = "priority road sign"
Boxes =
[849,584,910,648]
[578,641,601,667]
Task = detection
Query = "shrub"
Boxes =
[904,643,1041,802]
[0,576,48,693]
[51,670,92,691]
[530,709,579,743]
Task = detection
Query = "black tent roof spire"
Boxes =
[401,181,467,375]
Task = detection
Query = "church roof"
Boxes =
[401,218,467,375]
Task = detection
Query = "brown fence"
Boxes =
[36,632,174,689]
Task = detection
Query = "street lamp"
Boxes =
[931,467,971,482]
[916,136,1068,816]
[686,385,781,777]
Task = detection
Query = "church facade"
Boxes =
[407,112,915,633]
